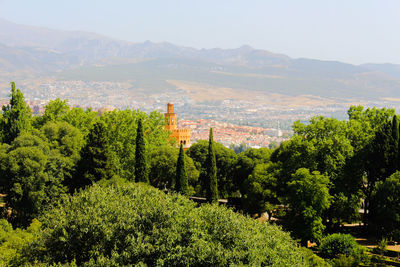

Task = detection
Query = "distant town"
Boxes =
[3,79,400,148]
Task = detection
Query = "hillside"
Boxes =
[1,18,400,101]
[58,57,400,100]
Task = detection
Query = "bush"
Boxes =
[330,254,357,267]
[300,248,330,266]
[25,183,307,266]
[0,219,41,266]
[319,233,362,259]
[373,238,388,255]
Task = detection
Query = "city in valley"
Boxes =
[0,79,348,148]
[3,78,400,149]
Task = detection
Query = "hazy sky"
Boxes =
[0,0,399,65]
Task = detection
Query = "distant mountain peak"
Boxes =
[2,18,400,101]
[237,44,253,51]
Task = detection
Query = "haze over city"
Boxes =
[1,0,400,64]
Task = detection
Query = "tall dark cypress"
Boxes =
[393,115,400,171]
[135,118,148,183]
[176,143,189,196]
[72,120,113,191]
[205,128,218,203]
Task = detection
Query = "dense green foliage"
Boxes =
[35,98,70,126]
[285,168,331,244]
[1,85,400,265]
[149,145,198,193]
[0,86,172,227]
[0,133,69,226]
[73,120,114,191]
[242,161,279,215]
[347,106,396,226]
[175,144,189,195]
[187,139,237,198]
[370,171,400,241]
[234,147,272,195]
[100,109,171,181]
[0,219,41,266]
[25,183,307,266]
[300,248,331,267]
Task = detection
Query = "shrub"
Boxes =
[0,219,41,266]
[373,238,388,255]
[330,254,357,267]
[319,233,361,259]
[300,248,330,266]
[25,183,307,266]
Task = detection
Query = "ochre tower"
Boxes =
[164,103,191,147]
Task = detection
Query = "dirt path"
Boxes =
[355,237,400,252]
[343,224,400,252]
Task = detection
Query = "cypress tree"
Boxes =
[393,115,400,171]
[176,143,189,196]
[73,120,113,191]
[135,118,148,183]
[205,128,218,203]
[1,82,32,144]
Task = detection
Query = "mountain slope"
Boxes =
[1,18,400,100]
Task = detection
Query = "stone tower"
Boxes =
[164,103,177,130]
[164,103,191,147]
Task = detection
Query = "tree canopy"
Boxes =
[25,183,307,266]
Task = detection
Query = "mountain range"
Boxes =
[1,18,400,101]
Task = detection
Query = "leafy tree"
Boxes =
[34,98,70,127]
[370,171,400,241]
[100,109,170,181]
[41,121,83,161]
[24,183,307,266]
[149,145,198,193]
[233,153,255,195]
[272,116,358,227]
[291,117,353,184]
[234,147,272,195]
[229,142,249,154]
[329,192,360,228]
[242,162,279,215]
[0,82,32,144]
[149,146,177,189]
[175,144,189,196]
[243,147,272,163]
[149,145,199,194]
[285,168,331,244]
[363,119,394,223]
[61,107,98,136]
[39,121,84,195]
[135,118,148,183]
[0,134,67,226]
[205,128,218,203]
[73,120,114,191]
[347,106,396,225]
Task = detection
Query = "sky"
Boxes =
[0,0,399,65]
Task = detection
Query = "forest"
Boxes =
[1,82,400,266]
